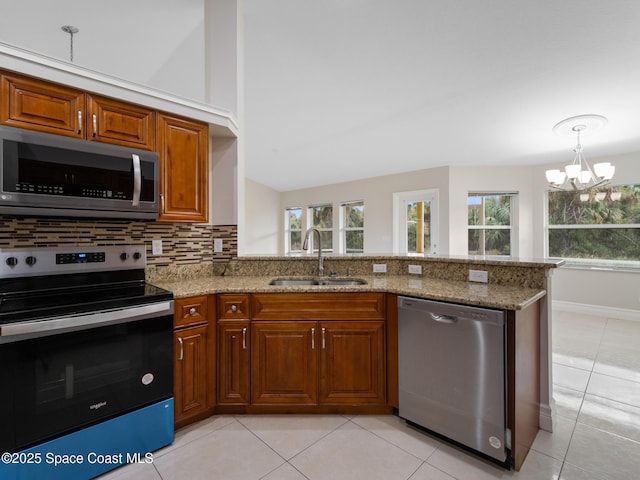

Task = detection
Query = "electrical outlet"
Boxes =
[372,263,387,273]
[214,238,223,252]
[469,269,489,283]
[408,264,422,275]
[152,239,163,255]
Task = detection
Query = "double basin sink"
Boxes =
[269,277,367,286]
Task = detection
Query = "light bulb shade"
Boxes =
[594,162,615,180]
[546,169,567,185]
[546,169,560,183]
[565,164,581,179]
[580,193,590,202]
[595,192,607,201]
[610,191,622,201]
[578,170,592,184]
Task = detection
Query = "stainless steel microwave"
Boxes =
[0,126,159,219]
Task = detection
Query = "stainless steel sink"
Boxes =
[316,279,367,286]
[268,277,367,286]
[269,279,318,286]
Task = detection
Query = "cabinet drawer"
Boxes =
[217,294,250,319]
[174,296,208,328]
[252,293,385,321]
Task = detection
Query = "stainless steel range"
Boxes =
[0,245,174,480]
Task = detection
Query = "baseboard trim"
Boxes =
[553,300,640,321]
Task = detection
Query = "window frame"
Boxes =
[340,200,364,254]
[546,185,640,268]
[467,192,517,257]
[284,206,303,254]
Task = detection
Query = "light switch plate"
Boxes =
[469,269,489,283]
[408,264,422,275]
[373,263,387,273]
[214,238,223,252]
[152,239,163,255]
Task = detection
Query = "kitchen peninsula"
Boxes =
[151,254,562,470]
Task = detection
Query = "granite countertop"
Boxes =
[152,274,546,311]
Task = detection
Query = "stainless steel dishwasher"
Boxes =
[398,296,508,464]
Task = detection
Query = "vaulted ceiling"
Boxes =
[243,0,640,191]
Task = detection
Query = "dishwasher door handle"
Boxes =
[429,313,458,324]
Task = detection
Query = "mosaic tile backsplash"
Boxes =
[0,216,238,267]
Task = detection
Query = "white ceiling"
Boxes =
[243,0,640,192]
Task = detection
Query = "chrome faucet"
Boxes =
[302,227,324,276]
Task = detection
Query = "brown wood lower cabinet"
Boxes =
[173,295,215,428]
[319,321,385,405]
[251,321,318,405]
[248,292,387,408]
[217,320,251,405]
[174,324,208,422]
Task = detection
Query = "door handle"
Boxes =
[92,113,97,137]
[77,110,82,135]
[429,313,458,324]
[177,336,184,361]
[322,327,326,349]
[311,327,315,349]
[132,154,141,206]
[242,327,247,350]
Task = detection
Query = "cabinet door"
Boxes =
[157,113,208,222]
[218,321,250,404]
[87,94,155,150]
[0,72,84,138]
[252,321,318,405]
[174,324,208,424]
[319,321,386,405]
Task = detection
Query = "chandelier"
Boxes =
[545,114,614,191]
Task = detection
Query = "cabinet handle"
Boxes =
[242,327,247,350]
[189,307,197,316]
[311,327,315,349]
[77,110,82,134]
[231,304,238,313]
[160,194,165,214]
[178,337,184,361]
[322,327,326,349]
[92,113,97,137]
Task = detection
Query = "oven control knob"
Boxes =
[120,252,129,261]
[25,256,37,266]
[5,256,18,267]
[133,252,142,260]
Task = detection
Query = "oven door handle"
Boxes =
[0,300,174,342]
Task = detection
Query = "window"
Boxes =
[285,207,302,253]
[468,193,515,256]
[309,203,333,253]
[392,189,438,255]
[341,201,364,253]
[548,185,640,264]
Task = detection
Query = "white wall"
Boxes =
[0,1,207,102]
[244,178,280,254]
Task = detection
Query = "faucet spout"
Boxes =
[303,227,324,276]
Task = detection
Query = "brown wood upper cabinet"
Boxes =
[0,71,155,150]
[157,113,209,223]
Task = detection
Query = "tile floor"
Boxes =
[101,310,640,480]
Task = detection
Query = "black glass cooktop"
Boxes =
[0,270,172,325]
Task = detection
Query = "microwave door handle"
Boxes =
[132,153,141,206]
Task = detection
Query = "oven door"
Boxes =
[0,314,173,453]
